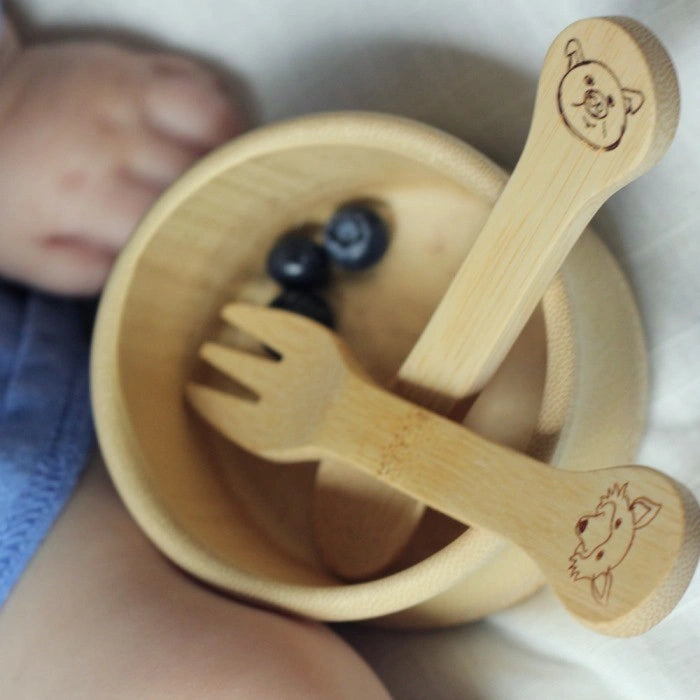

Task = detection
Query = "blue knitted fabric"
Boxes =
[0,281,95,604]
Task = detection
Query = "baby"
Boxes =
[0,10,388,698]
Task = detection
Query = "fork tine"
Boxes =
[199,342,277,397]
[185,381,263,451]
[219,302,319,357]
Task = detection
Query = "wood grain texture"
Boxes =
[312,15,680,581]
[401,15,678,396]
[188,303,699,636]
[91,110,649,626]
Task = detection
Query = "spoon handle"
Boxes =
[313,16,680,580]
[399,16,679,399]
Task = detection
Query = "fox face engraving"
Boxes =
[569,483,661,604]
[558,38,644,150]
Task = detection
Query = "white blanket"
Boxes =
[15,0,700,696]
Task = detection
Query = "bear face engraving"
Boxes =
[558,38,644,150]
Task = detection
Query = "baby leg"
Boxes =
[0,455,389,698]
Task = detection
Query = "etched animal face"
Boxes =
[569,483,661,604]
[558,38,644,150]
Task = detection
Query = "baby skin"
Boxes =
[0,17,389,699]
[0,19,242,295]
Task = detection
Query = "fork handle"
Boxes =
[313,15,680,580]
[315,372,699,635]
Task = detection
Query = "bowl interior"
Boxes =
[94,115,562,617]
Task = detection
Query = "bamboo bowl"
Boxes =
[91,112,647,627]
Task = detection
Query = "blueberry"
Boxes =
[323,205,389,269]
[266,231,330,289]
[269,289,335,329]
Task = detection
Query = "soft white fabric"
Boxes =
[13,0,700,697]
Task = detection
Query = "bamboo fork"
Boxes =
[313,15,680,580]
[187,304,699,636]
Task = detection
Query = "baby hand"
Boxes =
[0,37,244,295]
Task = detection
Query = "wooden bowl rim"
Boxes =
[91,112,644,622]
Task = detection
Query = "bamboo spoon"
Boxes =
[187,304,700,636]
[312,15,680,580]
